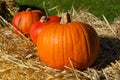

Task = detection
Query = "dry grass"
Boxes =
[0,0,120,80]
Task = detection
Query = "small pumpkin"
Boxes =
[12,8,45,35]
[37,13,99,70]
[29,16,61,44]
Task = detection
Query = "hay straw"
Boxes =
[102,15,117,38]
[0,16,28,39]
[68,58,79,80]
[1,54,30,69]
[7,7,15,16]
[0,16,31,47]
[102,69,109,80]
[0,0,120,80]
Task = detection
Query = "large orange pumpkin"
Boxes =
[37,13,99,70]
[12,8,45,35]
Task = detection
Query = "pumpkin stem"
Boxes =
[26,8,32,11]
[40,16,48,23]
[60,13,71,24]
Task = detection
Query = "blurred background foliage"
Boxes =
[15,0,120,22]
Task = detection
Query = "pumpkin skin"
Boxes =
[29,16,61,44]
[12,9,45,35]
[37,14,99,70]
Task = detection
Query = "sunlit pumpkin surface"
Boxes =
[37,22,99,70]
[12,9,45,35]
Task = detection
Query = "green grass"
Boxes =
[15,0,120,22]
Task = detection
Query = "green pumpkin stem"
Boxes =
[40,16,48,23]
[60,13,71,24]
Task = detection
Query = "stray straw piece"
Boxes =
[102,15,117,37]
[68,58,79,80]
[0,16,29,42]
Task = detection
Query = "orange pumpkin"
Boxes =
[37,13,99,70]
[12,8,45,35]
